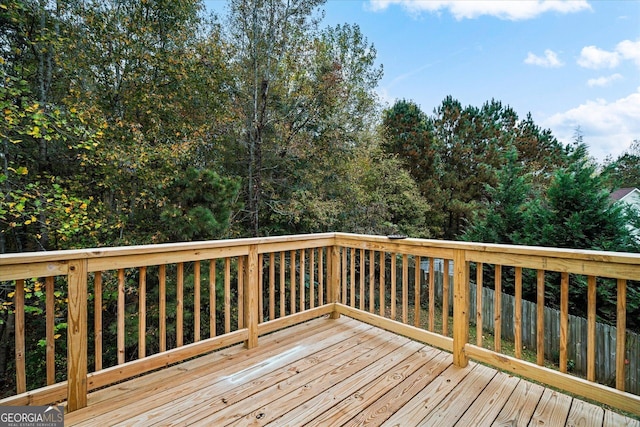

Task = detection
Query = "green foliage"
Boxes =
[382,97,567,240]
[338,147,433,237]
[522,142,637,252]
[381,99,439,193]
[463,149,530,245]
[159,168,240,242]
[463,140,640,329]
[601,140,640,190]
[1,57,104,251]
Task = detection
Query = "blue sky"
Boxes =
[206,0,640,162]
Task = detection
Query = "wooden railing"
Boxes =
[1,233,639,416]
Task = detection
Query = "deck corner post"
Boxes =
[452,249,469,367]
[244,245,259,349]
[328,245,341,319]
[67,258,88,412]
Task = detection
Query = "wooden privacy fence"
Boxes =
[429,271,640,395]
[1,233,639,416]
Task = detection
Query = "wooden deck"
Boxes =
[64,316,639,427]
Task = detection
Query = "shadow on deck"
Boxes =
[64,316,638,427]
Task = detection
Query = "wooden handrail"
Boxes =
[1,232,639,415]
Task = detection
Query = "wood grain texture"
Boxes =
[8,317,634,426]
[67,259,88,411]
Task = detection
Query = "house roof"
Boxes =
[610,187,639,201]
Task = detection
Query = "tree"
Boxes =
[418,97,517,238]
[159,168,240,242]
[224,0,326,236]
[462,140,639,325]
[382,96,569,240]
[347,150,433,237]
[381,99,439,195]
[223,3,383,237]
[463,149,531,245]
[522,142,636,252]
[522,142,638,321]
[601,140,640,190]
[58,0,236,245]
[1,0,106,252]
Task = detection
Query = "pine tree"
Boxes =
[463,149,530,245]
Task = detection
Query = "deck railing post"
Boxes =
[328,245,341,319]
[67,259,88,411]
[244,245,259,349]
[452,249,469,367]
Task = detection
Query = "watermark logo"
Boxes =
[0,406,63,427]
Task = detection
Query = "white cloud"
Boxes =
[577,40,640,70]
[587,73,623,87]
[616,39,640,68]
[578,46,621,69]
[368,0,591,20]
[543,88,640,161]
[524,50,564,68]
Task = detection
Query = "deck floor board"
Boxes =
[65,316,640,427]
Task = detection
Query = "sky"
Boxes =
[206,0,640,163]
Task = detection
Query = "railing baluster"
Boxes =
[587,275,596,381]
[536,269,544,366]
[193,261,200,342]
[341,248,347,304]
[159,264,167,352]
[300,250,305,312]
[118,268,125,363]
[402,254,408,324]
[560,272,569,373]
[391,253,397,320]
[94,272,103,371]
[269,253,276,320]
[177,263,184,347]
[15,279,26,394]
[350,248,355,308]
[494,264,502,353]
[428,257,435,332]
[443,259,450,336]
[414,256,421,327]
[515,266,522,359]
[318,248,324,306]
[258,254,263,323]
[369,250,375,314]
[46,276,55,384]
[238,257,244,328]
[279,252,285,317]
[379,251,385,317]
[476,263,483,347]
[211,265,223,330]
[310,249,315,309]
[139,266,147,357]
[290,250,296,314]
[616,278,627,391]
[360,248,365,311]
[224,257,231,334]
